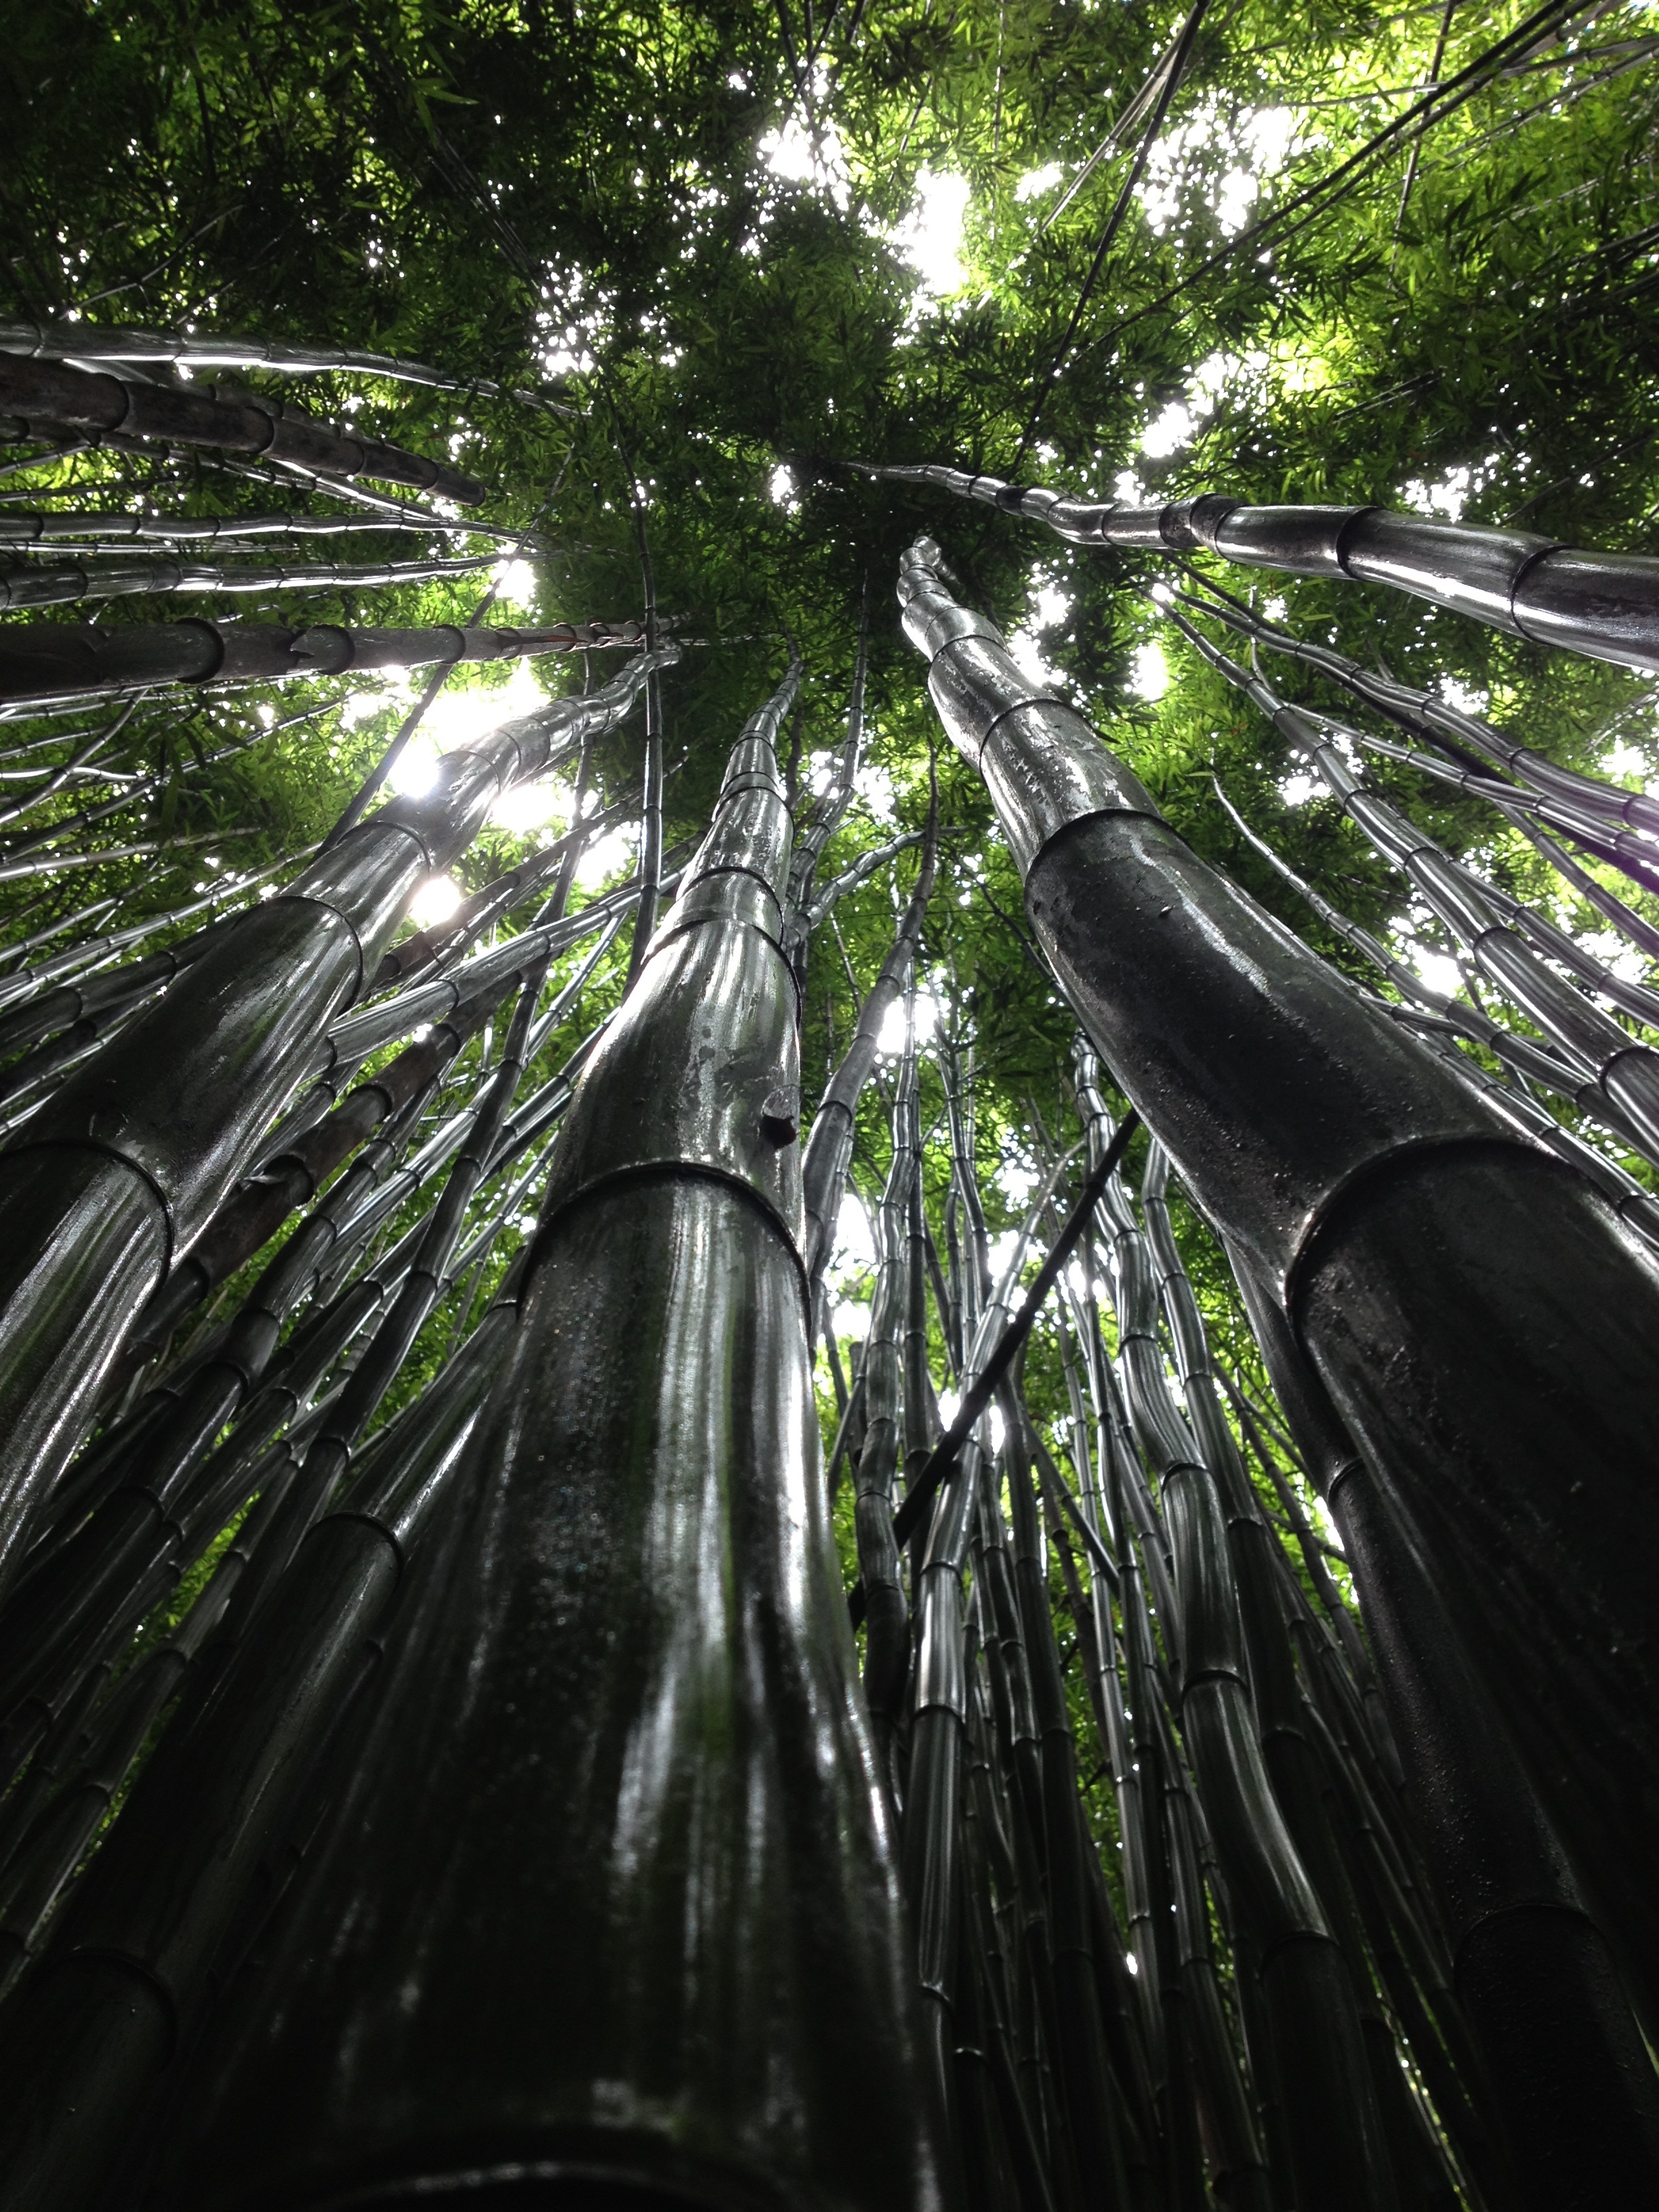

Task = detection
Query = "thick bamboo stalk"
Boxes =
[0,549,493,610]
[0,352,486,504]
[865,462,1659,673]
[0,613,646,708]
[102,667,943,2212]
[896,537,1659,2026]
[0,648,670,1605]
[1237,1271,1659,2208]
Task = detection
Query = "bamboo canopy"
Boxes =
[1,5,1658,2210]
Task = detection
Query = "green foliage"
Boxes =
[5,0,1659,1586]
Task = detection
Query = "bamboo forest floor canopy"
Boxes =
[1,2,1658,2207]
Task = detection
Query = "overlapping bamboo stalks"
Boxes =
[858,459,1659,672]
[0,332,1655,2212]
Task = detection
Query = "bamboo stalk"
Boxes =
[0,648,671,1606]
[853,987,919,1805]
[91,665,944,2212]
[0,613,649,708]
[866,460,1659,674]
[0,549,493,610]
[0,352,486,504]
[0,1271,526,2208]
[0,508,505,548]
[896,537,1659,2013]
[0,318,577,416]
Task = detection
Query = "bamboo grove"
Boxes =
[3,3,1659,2211]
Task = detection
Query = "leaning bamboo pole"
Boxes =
[896,532,1659,2184]
[0,612,648,709]
[69,665,945,2212]
[0,352,486,504]
[862,459,1659,672]
[0,1265,527,2210]
[1167,604,1659,1168]
[0,317,576,415]
[1235,1269,1659,2208]
[0,549,494,611]
[0,509,499,548]
[0,645,671,1604]
[1175,577,1659,918]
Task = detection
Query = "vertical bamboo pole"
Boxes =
[115,668,944,2212]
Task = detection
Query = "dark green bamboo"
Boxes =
[0,1271,526,2209]
[0,647,669,1605]
[1077,1076,1395,2212]
[897,536,1659,2031]
[0,612,647,709]
[0,350,486,503]
[109,666,943,2212]
[869,462,1659,674]
[1237,1266,1659,2208]
[0,550,492,611]
[853,987,918,1800]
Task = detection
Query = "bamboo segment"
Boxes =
[800,814,938,1294]
[0,352,486,503]
[1237,1272,1659,2209]
[0,509,493,547]
[0,1284,524,2211]
[896,533,1659,2139]
[0,649,671,1604]
[0,615,647,708]
[116,668,943,2212]
[0,318,574,414]
[863,461,1659,672]
[0,550,493,609]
